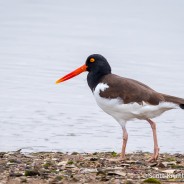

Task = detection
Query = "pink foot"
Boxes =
[148,147,160,162]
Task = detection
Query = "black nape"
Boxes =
[86,54,111,91]
[179,104,184,109]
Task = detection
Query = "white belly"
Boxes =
[93,83,177,126]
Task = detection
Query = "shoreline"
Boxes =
[0,151,184,184]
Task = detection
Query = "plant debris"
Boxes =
[0,151,183,183]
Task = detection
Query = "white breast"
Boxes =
[93,83,177,127]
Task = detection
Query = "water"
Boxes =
[0,0,184,153]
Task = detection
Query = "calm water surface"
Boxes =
[0,0,184,153]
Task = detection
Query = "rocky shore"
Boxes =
[0,151,184,184]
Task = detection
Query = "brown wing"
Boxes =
[99,74,165,105]
[160,93,184,109]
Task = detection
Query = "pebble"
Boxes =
[161,169,176,174]
[0,151,183,184]
[80,168,98,174]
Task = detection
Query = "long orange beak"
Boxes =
[55,64,87,84]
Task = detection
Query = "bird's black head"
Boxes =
[85,54,111,91]
[85,54,111,75]
[55,54,111,92]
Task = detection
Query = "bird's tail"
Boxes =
[160,93,184,109]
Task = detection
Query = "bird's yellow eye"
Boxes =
[90,58,95,63]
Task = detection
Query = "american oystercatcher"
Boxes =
[56,54,184,162]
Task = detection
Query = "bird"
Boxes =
[56,54,184,162]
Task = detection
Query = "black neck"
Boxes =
[87,70,111,91]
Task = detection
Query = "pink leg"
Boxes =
[147,119,160,162]
[121,127,128,160]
